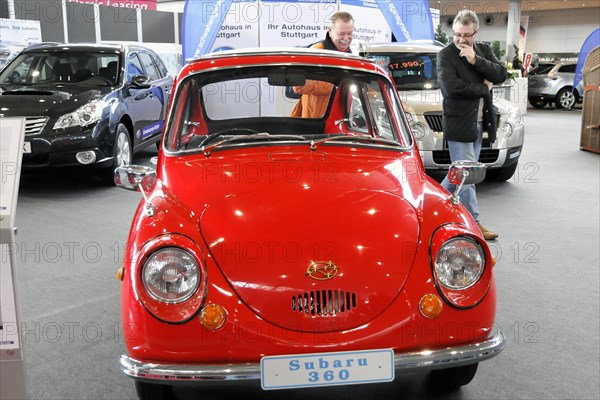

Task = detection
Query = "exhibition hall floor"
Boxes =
[11,107,600,400]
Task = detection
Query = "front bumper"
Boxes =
[119,329,505,384]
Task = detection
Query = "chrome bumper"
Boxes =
[120,329,505,383]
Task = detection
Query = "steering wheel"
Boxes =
[198,128,260,147]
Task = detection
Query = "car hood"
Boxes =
[398,89,442,115]
[170,149,422,332]
[398,88,513,115]
[0,84,111,117]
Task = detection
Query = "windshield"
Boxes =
[527,64,555,75]
[165,65,413,153]
[367,53,439,91]
[0,50,120,86]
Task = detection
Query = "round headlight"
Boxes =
[411,122,428,140]
[435,238,484,289]
[142,247,199,303]
[501,121,513,138]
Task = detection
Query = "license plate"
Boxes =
[23,142,31,153]
[261,349,394,390]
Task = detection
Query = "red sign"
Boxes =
[523,53,532,75]
[66,0,157,10]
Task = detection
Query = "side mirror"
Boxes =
[448,161,486,205]
[114,165,157,217]
[129,74,151,89]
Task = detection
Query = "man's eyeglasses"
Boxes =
[453,31,477,38]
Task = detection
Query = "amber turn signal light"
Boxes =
[419,294,443,319]
[200,304,227,330]
[117,267,125,281]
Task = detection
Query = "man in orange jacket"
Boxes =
[291,11,354,118]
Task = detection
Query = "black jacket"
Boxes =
[436,42,508,142]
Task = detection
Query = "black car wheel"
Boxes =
[428,363,479,389]
[99,123,132,184]
[555,87,576,109]
[134,381,172,400]
[485,163,518,182]
[529,98,548,108]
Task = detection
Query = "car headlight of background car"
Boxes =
[53,98,104,129]
[405,111,428,140]
[500,106,523,138]
[430,224,493,309]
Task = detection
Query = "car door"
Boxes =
[124,51,163,148]
[149,52,173,121]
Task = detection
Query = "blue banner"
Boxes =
[574,28,600,89]
[374,0,433,42]
[182,0,234,61]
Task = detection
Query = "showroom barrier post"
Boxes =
[0,118,27,400]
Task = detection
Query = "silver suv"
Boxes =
[527,62,583,109]
[361,42,525,181]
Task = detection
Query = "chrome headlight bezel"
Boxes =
[410,122,428,140]
[434,237,485,290]
[142,247,200,304]
[429,225,493,309]
[54,98,104,130]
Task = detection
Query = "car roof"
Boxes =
[360,41,444,53]
[22,42,154,53]
[187,46,373,63]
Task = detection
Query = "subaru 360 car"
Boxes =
[115,48,505,400]
[0,42,172,183]
[361,42,525,182]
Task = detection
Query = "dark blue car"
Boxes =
[0,42,173,183]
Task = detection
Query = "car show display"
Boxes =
[114,48,505,400]
[0,42,173,183]
[361,42,525,182]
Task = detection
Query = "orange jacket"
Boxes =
[290,41,335,118]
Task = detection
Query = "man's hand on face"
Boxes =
[458,44,477,65]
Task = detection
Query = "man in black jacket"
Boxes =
[437,10,508,240]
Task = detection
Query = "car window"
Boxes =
[558,64,576,73]
[138,52,161,81]
[528,64,555,75]
[0,51,119,86]
[165,65,413,152]
[126,53,145,82]
[150,53,168,78]
[366,53,439,90]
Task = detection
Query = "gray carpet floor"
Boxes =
[7,106,600,399]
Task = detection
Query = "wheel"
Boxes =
[529,98,548,109]
[428,363,478,389]
[555,87,576,109]
[99,123,132,184]
[134,381,172,400]
[485,163,518,182]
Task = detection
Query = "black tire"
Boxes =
[99,123,132,185]
[529,98,548,108]
[428,363,479,389]
[134,381,172,400]
[555,87,576,109]
[485,163,518,182]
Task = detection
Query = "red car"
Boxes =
[115,48,505,399]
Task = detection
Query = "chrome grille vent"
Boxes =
[291,289,357,316]
[423,112,443,132]
[25,117,49,136]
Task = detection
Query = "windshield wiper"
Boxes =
[202,132,306,156]
[309,134,401,150]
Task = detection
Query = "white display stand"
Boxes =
[0,118,27,400]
